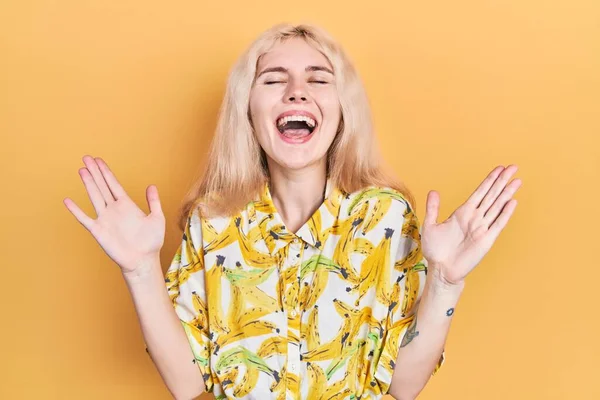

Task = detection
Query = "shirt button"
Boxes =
[289,362,298,372]
[290,310,297,318]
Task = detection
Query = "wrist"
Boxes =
[428,263,466,293]
[121,254,162,284]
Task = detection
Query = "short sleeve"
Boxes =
[373,205,445,394]
[164,206,215,393]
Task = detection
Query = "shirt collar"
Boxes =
[250,177,345,255]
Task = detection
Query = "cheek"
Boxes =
[249,94,270,130]
[321,95,342,124]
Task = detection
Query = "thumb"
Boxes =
[147,185,163,217]
[423,190,439,227]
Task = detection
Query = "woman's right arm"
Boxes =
[122,256,206,400]
[63,155,205,400]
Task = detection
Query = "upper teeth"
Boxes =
[277,115,316,128]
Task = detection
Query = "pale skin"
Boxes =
[64,37,522,400]
[249,37,341,231]
[388,165,521,400]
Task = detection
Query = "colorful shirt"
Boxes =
[165,178,445,400]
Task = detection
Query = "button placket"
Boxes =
[284,237,303,399]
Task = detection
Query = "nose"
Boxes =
[284,80,310,103]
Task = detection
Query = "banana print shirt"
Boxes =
[164,178,445,400]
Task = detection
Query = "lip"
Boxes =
[273,109,319,145]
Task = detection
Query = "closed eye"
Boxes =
[310,80,329,84]
[265,81,285,85]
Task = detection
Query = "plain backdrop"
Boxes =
[1,0,598,399]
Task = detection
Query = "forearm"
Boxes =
[388,266,464,400]
[122,255,205,400]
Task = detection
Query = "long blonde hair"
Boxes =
[177,23,416,231]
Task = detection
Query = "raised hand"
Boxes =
[421,165,522,286]
[63,155,166,274]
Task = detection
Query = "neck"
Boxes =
[267,160,327,234]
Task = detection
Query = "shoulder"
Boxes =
[342,185,415,218]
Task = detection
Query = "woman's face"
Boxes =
[249,37,341,174]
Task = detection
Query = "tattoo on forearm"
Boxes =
[398,308,454,349]
[400,315,419,347]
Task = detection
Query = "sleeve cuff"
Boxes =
[181,320,214,393]
[373,323,446,394]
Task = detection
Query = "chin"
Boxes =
[273,158,315,171]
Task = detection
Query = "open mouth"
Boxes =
[276,115,317,138]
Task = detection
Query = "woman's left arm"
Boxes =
[389,165,522,400]
[388,267,464,400]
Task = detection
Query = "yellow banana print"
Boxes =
[191,291,209,329]
[216,320,277,349]
[200,217,218,244]
[257,213,276,253]
[301,314,354,361]
[307,362,326,399]
[354,228,394,306]
[242,285,279,312]
[233,367,258,398]
[223,265,274,286]
[227,285,243,329]
[257,336,286,358]
[287,371,300,394]
[352,237,374,256]
[361,196,392,234]
[235,217,277,268]
[376,315,414,379]
[215,346,280,396]
[220,365,239,390]
[332,299,382,346]
[325,338,367,379]
[305,306,321,351]
[166,179,443,398]
[331,215,366,285]
[324,186,345,216]
[374,228,394,306]
[346,188,407,217]
[346,335,367,394]
[319,370,350,400]
[300,268,328,311]
[307,209,324,246]
[204,216,239,254]
[401,262,426,316]
[205,255,229,335]
[388,278,402,316]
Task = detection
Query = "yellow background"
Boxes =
[1,0,598,399]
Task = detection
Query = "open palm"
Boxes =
[63,155,166,273]
[421,165,522,286]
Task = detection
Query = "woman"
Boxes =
[64,23,521,400]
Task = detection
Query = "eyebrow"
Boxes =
[257,65,334,78]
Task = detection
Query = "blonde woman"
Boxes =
[64,23,521,400]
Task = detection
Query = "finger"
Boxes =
[95,157,127,200]
[63,197,95,231]
[423,190,439,227]
[464,166,505,209]
[82,155,115,205]
[147,185,163,216]
[79,168,107,215]
[478,165,518,213]
[483,179,522,227]
[488,199,518,239]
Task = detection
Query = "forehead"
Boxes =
[257,37,333,71]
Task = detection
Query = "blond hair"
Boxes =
[177,23,416,231]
